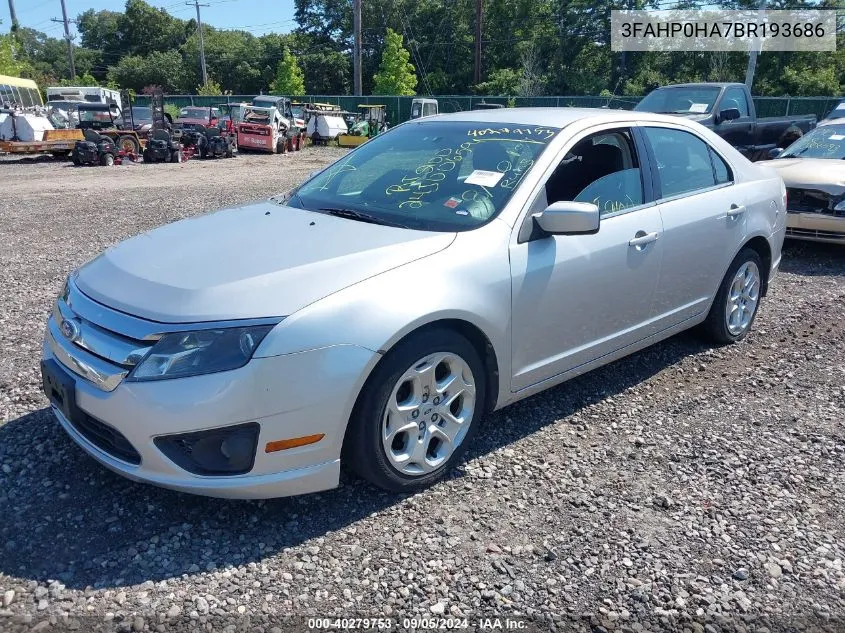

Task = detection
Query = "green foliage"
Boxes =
[107,50,187,93]
[197,79,224,96]
[0,32,26,76]
[164,103,180,120]
[270,48,306,96]
[372,29,417,96]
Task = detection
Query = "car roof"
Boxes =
[654,82,740,89]
[420,107,703,128]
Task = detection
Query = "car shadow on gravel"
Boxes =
[0,329,710,591]
[780,240,844,276]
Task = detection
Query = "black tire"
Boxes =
[72,155,81,166]
[343,328,486,492]
[170,150,180,163]
[278,136,288,154]
[100,153,114,167]
[702,247,764,345]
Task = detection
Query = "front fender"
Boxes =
[253,221,514,405]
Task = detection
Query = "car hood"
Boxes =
[756,158,845,194]
[75,201,455,323]
[176,117,209,126]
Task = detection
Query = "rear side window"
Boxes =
[710,149,732,184]
[643,127,722,198]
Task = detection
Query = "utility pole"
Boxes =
[187,0,210,86]
[7,0,19,31]
[745,0,766,89]
[353,0,362,96]
[473,0,482,85]
[51,0,76,79]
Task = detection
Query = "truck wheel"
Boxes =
[100,153,115,167]
[117,135,140,155]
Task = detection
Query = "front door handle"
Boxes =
[727,204,746,218]
[628,231,660,248]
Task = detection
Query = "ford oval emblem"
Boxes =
[60,318,80,342]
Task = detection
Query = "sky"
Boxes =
[1,0,298,37]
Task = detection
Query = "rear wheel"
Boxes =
[702,247,763,344]
[100,153,114,166]
[170,150,180,163]
[117,135,140,155]
[278,136,288,154]
[72,155,82,166]
[343,329,485,492]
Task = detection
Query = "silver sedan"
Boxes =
[41,108,787,498]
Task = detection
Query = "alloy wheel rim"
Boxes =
[382,352,476,477]
[725,261,760,336]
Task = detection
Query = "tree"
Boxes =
[372,29,417,96]
[270,48,305,95]
[0,33,25,76]
[107,50,187,92]
[197,79,224,96]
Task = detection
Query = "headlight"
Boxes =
[128,325,275,381]
[834,199,845,212]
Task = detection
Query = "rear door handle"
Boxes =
[727,204,746,217]
[628,231,660,247]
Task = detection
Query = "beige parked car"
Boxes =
[759,123,845,245]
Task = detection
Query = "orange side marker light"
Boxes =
[265,434,325,453]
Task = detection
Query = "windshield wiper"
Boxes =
[318,207,409,228]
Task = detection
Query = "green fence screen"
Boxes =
[138,94,840,126]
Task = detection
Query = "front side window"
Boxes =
[544,129,644,216]
[721,87,750,118]
[643,127,721,198]
[290,121,560,231]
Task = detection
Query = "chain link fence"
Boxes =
[136,93,840,126]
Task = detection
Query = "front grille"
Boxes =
[786,188,843,216]
[67,411,142,465]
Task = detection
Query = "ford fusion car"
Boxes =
[42,108,786,499]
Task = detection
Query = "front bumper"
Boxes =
[43,320,378,499]
[786,212,845,245]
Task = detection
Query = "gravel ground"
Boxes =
[0,151,843,633]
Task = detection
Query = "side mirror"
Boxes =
[718,107,741,123]
[768,147,784,159]
[533,201,600,236]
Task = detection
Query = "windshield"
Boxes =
[824,103,845,120]
[78,109,113,123]
[132,107,152,121]
[291,105,304,119]
[289,120,560,231]
[253,98,279,108]
[780,125,845,159]
[242,107,273,124]
[179,107,209,120]
[635,86,722,114]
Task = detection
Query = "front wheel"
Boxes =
[100,153,114,166]
[343,329,486,492]
[702,247,763,344]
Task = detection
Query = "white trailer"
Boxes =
[46,86,122,111]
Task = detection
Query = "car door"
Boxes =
[509,126,664,391]
[640,125,747,328]
[714,86,755,158]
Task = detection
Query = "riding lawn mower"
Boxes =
[71,129,122,166]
